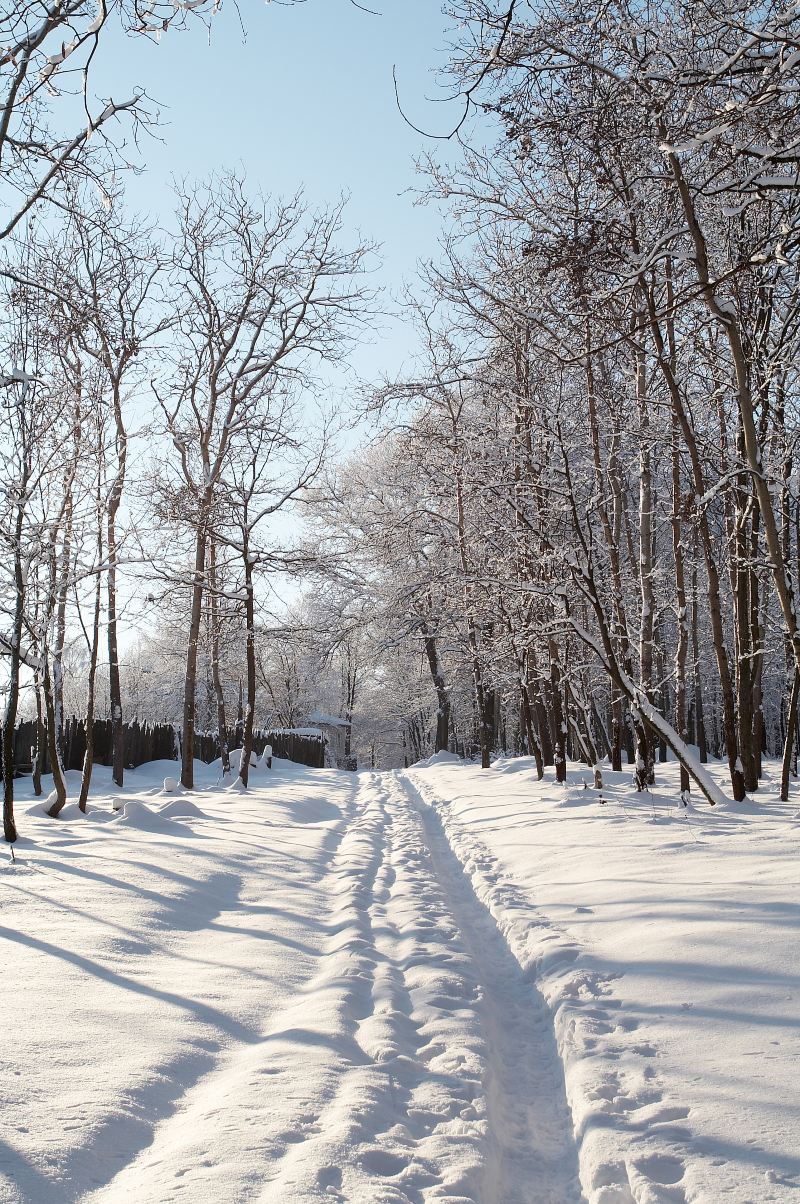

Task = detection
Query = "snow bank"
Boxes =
[1,765,354,1202]
[114,799,189,835]
[414,749,463,769]
[406,757,800,1204]
[159,799,206,820]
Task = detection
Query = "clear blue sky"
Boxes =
[94,0,473,391]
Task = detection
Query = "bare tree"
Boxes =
[154,174,371,788]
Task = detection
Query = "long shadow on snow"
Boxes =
[0,1046,219,1204]
[0,925,257,1043]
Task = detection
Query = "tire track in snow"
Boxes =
[267,769,583,1202]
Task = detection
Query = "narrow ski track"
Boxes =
[263,770,583,1202]
[396,771,584,1204]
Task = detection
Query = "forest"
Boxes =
[3,0,800,837]
[2,5,800,1204]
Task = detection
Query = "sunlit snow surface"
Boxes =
[1,756,798,1202]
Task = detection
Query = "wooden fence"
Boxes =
[12,720,326,775]
[195,728,326,769]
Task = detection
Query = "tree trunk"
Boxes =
[520,681,544,778]
[780,669,800,803]
[634,328,656,790]
[44,654,68,817]
[107,455,125,787]
[238,539,256,788]
[1,492,26,842]
[422,625,450,753]
[32,677,45,798]
[209,540,230,775]
[549,638,567,783]
[52,492,74,772]
[181,521,208,789]
[671,408,691,796]
[79,516,104,811]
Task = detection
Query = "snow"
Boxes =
[1,755,798,1202]
[407,756,800,1203]
[306,711,350,728]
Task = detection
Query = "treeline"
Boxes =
[0,8,372,842]
[311,0,800,807]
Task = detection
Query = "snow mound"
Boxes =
[84,808,119,824]
[415,750,462,769]
[55,802,91,821]
[162,776,182,793]
[159,799,205,819]
[115,800,186,835]
[228,747,259,773]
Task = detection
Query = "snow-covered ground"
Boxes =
[1,755,798,1203]
[408,756,800,1204]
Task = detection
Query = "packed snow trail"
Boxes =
[2,760,584,1204]
[402,773,583,1203]
[241,770,583,1202]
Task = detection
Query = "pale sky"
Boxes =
[88,1,481,629]
[93,0,473,390]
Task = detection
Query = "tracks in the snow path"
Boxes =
[403,772,584,1204]
[261,770,583,1203]
[76,770,583,1204]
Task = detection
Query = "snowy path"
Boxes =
[6,756,794,1202]
[2,762,583,1204]
[408,775,583,1203]
[247,770,582,1202]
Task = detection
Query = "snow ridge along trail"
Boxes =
[258,769,583,1202]
[403,765,691,1204]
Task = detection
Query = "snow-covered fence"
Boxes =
[194,727,326,769]
[12,718,179,776]
[261,729,325,768]
[12,719,326,775]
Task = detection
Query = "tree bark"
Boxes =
[44,654,68,817]
[549,638,567,783]
[238,536,256,788]
[106,379,127,788]
[181,520,208,789]
[781,669,800,803]
[79,511,103,811]
[422,624,450,753]
[1,496,25,842]
[208,540,230,775]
